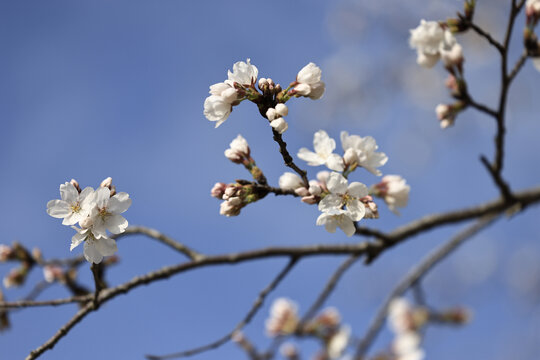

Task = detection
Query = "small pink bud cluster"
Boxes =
[278,171,330,205]
[1,242,37,289]
[211,182,264,217]
[43,265,65,283]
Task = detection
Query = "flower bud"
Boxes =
[70,179,81,193]
[100,177,113,189]
[211,182,227,199]
[31,248,43,263]
[301,195,317,204]
[275,103,288,117]
[308,181,322,196]
[266,108,277,120]
[0,245,12,262]
[43,265,64,283]
[258,78,269,90]
[279,172,304,190]
[295,187,310,197]
[270,118,288,134]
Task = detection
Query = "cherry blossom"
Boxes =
[319,172,368,222]
[409,20,458,68]
[340,131,387,176]
[227,58,258,86]
[224,134,250,163]
[90,187,132,239]
[266,298,299,337]
[71,225,118,264]
[46,182,94,226]
[279,172,305,191]
[373,175,410,214]
[298,130,344,171]
[316,208,356,237]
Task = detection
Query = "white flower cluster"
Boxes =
[204,59,258,128]
[279,130,407,237]
[266,103,289,134]
[266,299,350,359]
[409,20,463,68]
[388,298,426,360]
[204,60,326,132]
[46,178,131,264]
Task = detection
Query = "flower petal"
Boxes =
[347,182,368,198]
[318,194,343,212]
[83,241,103,264]
[108,193,132,214]
[105,214,128,234]
[313,130,336,156]
[95,238,118,257]
[46,200,71,218]
[346,199,366,221]
[297,148,325,166]
[326,172,348,194]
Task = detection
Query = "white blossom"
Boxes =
[340,131,387,176]
[279,172,305,191]
[316,208,356,237]
[266,298,299,336]
[43,265,63,283]
[328,325,351,359]
[70,225,118,264]
[374,175,410,214]
[440,42,463,67]
[270,117,288,134]
[204,95,233,128]
[224,134,250,162]
[319,172,368,221]
[298,130,344,171]
[388,298,414,334]
[46,183,95,226]
[90,187,131,239]
[295,62,326,99]
[409,20,458,68]
[227,58,258,86]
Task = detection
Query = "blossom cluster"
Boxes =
[409,19,466,129]
[279,130,409,237]
[204,59,325,132]
[46,178,131,264]
[388,298,427,360]
[266,298,350,359]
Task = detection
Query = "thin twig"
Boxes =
[508,49,529,83]
[467,20,504,53]
[23,185,540,359]
[480,155,514,201]
[299,255,361,327]
[116,226,204,261]
[466,96,498,118]
[271,129,309,188]
[0,295,91,310]
[146,257,299,360]
[354,214,501,359]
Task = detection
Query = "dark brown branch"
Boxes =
[23,185,540,359]
[354,214,501,359]
[480,155,514,201]
[146,257,299,360]
[116,226,204,261]
[271,129,309,188]
[466,20,504,53]
[465,96,498,118]
[0,295,91,310]
[508,49,528,83]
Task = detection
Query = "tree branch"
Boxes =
[354,213,501,359]
[271,129,309,188]
[145,257,299,360]
[22,184,540,359]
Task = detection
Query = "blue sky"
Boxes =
[1,1,540,359]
